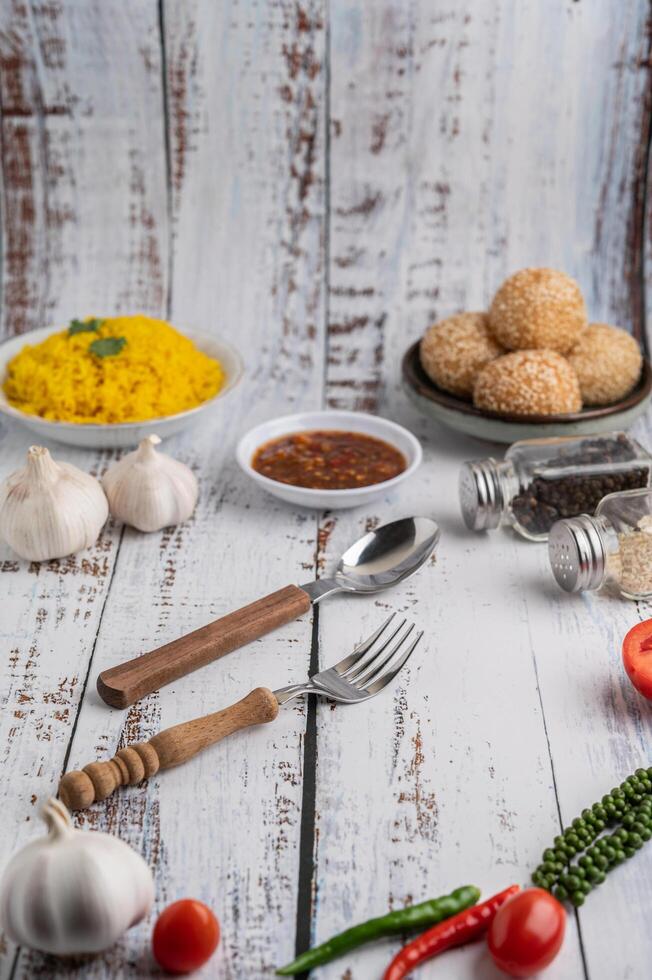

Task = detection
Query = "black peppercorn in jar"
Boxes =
[458,432,652,542]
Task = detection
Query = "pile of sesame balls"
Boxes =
[419,268,643,416]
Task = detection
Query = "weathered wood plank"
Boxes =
[0,0,168,976]
[310,2,652,979]
[0,0,168,337]
[151,3,327,973]
[160,3,326,969]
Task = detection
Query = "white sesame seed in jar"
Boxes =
[617,530,652,597]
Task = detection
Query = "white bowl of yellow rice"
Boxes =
[0,318,243,449]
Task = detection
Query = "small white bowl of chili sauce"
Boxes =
[236,410,422,509]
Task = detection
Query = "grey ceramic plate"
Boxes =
[402,342,652,444]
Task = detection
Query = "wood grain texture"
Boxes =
[97,584,312,707]
[0,0,168,338]
[146,3,326,975]
[1,1,652,979]
[0,1,169,976]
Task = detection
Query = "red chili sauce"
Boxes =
[252,430,407,490]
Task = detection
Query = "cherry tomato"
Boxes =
[152,899,220,974]
[487,888,565,978]
[623,620,652,700]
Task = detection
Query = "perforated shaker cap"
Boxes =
[548,515,607,593]
[458,459,503,531]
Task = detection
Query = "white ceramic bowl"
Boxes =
[236,410,422,510]
[0,325,244,449]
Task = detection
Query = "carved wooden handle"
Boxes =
[58,687,280,810]
[96,585,312,708]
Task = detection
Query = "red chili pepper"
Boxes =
[383,884,520,980]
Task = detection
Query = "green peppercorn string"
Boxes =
[532,768,652,907]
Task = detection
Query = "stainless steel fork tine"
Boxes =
[342,617,407,681]
[275,615,423,706]
[363,630,423,695]
[331,612,396,676]
[354,622,415,689]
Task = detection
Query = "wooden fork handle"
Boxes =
[58,687,279,810]
[96,585,312,708]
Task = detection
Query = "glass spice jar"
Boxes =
[459,433,652,542]
[548,488,652,599]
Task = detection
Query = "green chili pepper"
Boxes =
[275,884,480,975]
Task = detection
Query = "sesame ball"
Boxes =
[473,350,582,416]
[419,312,504,398]
[489,268,587,354]
[567,322,642,405]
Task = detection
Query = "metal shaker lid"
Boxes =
[548,515,607,593]
[458,459,503,531]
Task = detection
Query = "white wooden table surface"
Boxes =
[1,1,652,977]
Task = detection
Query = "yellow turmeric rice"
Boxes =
[3,316,225,424]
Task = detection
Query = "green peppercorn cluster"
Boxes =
[532,768,652,907]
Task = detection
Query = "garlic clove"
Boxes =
[0,446,108,562]
[0,797,154,956]
[102,434,198,533]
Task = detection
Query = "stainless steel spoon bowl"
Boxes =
[301,517,440,601]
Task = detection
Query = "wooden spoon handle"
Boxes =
[96,585,312,708]
[58,687,279,810]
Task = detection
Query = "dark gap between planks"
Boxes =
[292,0,333,969]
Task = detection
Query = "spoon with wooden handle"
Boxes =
[96,516,438,709]
[61,615,422,810]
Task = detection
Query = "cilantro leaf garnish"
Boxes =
[89,336,127,358]
[68,317,103,336]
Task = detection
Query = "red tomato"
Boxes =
[623,620,652,700]
[487,888,565,978]
[152,899,220,974]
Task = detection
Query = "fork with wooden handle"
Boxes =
[59,614,422,811]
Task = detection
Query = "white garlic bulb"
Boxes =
[0,798,154,955]
[0,446,108,561]
[102,434,198,532]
